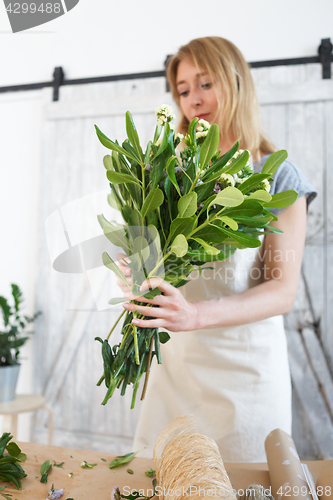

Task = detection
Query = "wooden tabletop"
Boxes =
[0,441,332,500]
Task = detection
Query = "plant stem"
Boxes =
[147,250,172,279]
[133,318,140,365]
[140,335,154,401]
[106,309,126,340]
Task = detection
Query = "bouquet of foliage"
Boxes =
[94,105,297,409]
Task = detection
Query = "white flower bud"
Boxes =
[197,118,211,130]
[219,173,235,187]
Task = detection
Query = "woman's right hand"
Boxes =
[116,253,132,295]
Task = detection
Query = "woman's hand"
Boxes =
[122,278,199,332]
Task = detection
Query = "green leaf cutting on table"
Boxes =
[80,461,97,469]
[109,450,142,469]
[145,469,156,477]
[40,460,52,483]
[0,434,27,491]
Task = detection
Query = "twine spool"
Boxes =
[153,415,236,500]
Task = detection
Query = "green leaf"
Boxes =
[201,141,239,182]
[154,123,170,159]
[263,190,298,209]
[261,150,288,175]
[169,217,196,241]
[145,468,156,477]
[222,150,250,175]
[191,237,220,255]
[5,442,20,458]
[178,192,197,218]
[159,332,171,344]
[109,450,141,469]
[103,155,113,170]
[247,190,272,202]
[219,216,238,231]
[141,188,164,218]
[126,111,143,162]
[106,171,141,186]
[129,209,143,228]
[121,205,132,223]
[209,187,244,209]
[95,125,139,164]
[11,284,22,314]
[216,226,262,248]
[133,236,150,264]
[102,339,113,388]
[81,461,97,469]
[187,248,233,263]
[232,215,272,227]
[40,460,52,482]
[166,156,181,196]
[102,252,129,289]
[222,199,264,217]
[265,225,283,234]
[188,117,199,146]
[171,234,188,258]
[108,297,126,305]
[199,124,220,169]
[238,173,270,194]
[40,460,51,476]
[194,224,228,243]
[262,208,278,221]
[98,216,129,251]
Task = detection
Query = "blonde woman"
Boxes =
[120,37,316,461]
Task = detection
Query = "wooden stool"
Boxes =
[0,394,53,445]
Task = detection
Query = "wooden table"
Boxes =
[0,395,53,445]
[0,441,332,500]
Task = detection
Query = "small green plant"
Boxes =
[0,433,27,490]
[0,284,41,366]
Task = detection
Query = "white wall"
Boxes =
[0,0,332,442]
[1,0,332,84]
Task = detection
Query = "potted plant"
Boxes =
[0,284,41,403]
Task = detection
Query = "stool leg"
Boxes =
[3,415,14,434]
[44,405,53,445]
[4,414,18,438]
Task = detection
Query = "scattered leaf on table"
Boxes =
[53,461,64,468]
[40,460,52,483]
[145,469,155,477]
[109,449,142,469]
[127,468,134,474]
[80,461,97,469]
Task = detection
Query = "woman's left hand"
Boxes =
[122,278,198,332]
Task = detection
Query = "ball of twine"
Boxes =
[153,415,236,500]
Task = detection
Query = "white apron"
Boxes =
[133,243,292,462]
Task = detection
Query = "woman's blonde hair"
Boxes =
[166,36,276,160]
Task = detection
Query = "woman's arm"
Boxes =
[122,195,307,331]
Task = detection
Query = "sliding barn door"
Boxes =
[252,63,333,458]
[32,64,333,459]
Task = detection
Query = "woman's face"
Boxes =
[176,59,219,125]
